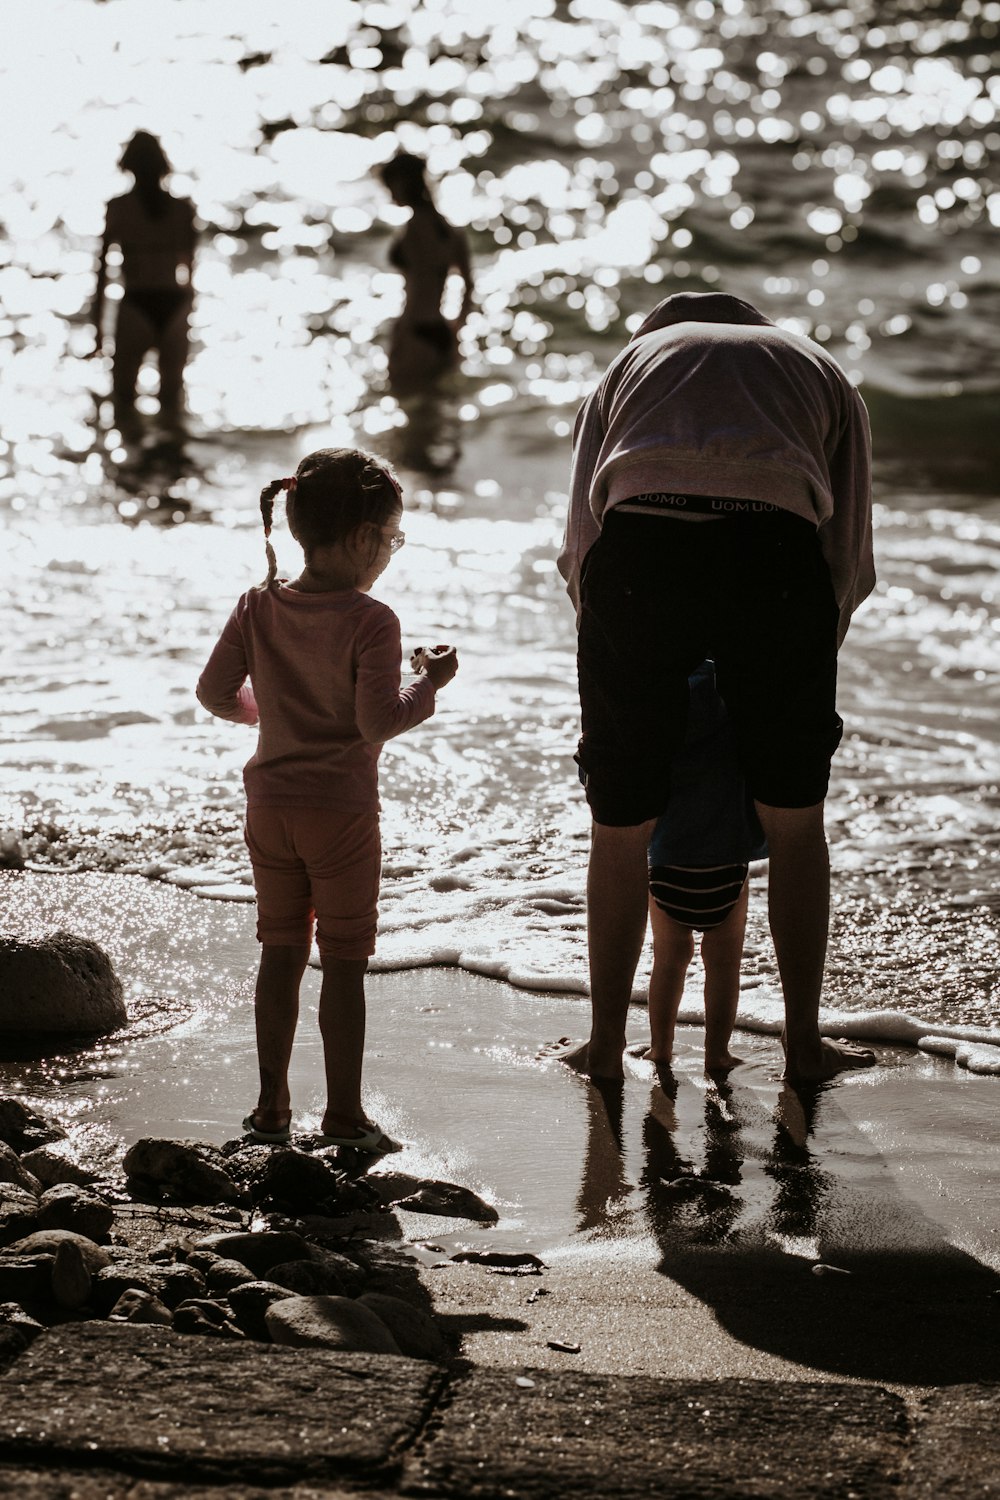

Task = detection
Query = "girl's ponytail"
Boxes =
[258,476,296,588]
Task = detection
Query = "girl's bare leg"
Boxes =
[700,880,749,1071]
[253,943,310,1127]
[647,899,695,1063]
[318,955,370,1135]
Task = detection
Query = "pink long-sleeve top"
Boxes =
[196,583,436,809]
[558,292,874,647]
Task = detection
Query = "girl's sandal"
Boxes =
[242,1111,292,1144]
[317,1122,404,1155]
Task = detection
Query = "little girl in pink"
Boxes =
[197,447,458,1152]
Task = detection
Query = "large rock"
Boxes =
[17,1143,97,1188]
[358,1292,448,1361]
[51,1239,92,1309]
[265,1294,401,1353]
[36,1183,113,1241]
[0,1254,52,1303]
[226,1279,294,1341]
[0,1098,66,1153]
[0,1141,42,1195]
[268,1258,348,1297]
[93,1260,206,1314]
[9,1229,112,1274]
[189,1229,312,1277]
[0,1322,439,1480]
[123,1138,240,1205]
[391,1179,499,1224]
[269,1245,366,1299]
[0,932,126,1035]
[0,1185,40,1246]
[254,1148,349,1211]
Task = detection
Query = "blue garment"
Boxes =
[648,661,767,870]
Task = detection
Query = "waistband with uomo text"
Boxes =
[615,492,780,517]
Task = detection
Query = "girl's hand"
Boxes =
[413,644,458,688]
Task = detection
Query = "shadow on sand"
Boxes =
[576,1060,1000,1386]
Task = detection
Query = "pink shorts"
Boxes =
[244,805,381,960]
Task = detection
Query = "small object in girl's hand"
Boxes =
[410,644,455,672]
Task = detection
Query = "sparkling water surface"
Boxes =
[1,0,997,1066]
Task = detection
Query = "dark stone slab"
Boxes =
[908,1384,1000,1497]
[0,1323,443,1486]
[0,1470,397,1498]
[405,1369,908,1499]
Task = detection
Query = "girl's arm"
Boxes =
[196,611,259,725]
[355,612,437,744]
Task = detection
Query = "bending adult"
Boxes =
[93,131,197,438]
[378,151,473,396]
[557,291,877,1084]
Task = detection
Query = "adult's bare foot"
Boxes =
[783,1037,876,1083]
[537,1036,625,1081]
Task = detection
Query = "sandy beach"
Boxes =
[3,869,998,1399]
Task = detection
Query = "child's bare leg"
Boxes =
[254,943,309,1126]
[647,898,695,1063]
[317,955,370,1136]
[701,881,749,1071]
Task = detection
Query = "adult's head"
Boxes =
[119,131,172,216]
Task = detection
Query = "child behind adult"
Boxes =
[196,448,458,1152]
[645,660,767,1073]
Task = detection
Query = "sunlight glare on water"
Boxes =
[0,0,997,1046]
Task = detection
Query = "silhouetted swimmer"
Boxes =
[378,151,474,396]
[92,131,197,440]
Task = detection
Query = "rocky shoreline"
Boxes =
[0,1094,502,1366]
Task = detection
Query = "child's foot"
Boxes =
[643,1045,674,1065]
[242,1108,292,1144]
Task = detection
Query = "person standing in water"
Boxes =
[378,151,474,396]
[196,448,459,1151]
[557,291,877,1086]
[92,131,197,439]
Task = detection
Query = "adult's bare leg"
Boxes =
[754,801,874,1081]
[570,819,656,1078]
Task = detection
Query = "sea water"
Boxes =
[0,0,998,1075]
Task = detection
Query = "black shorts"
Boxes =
[576,508,843,825]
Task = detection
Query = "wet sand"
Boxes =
[2,869,999,1391]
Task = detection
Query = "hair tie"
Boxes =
[281,476,297,493]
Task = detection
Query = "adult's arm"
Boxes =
[557,390,605,620]
[195,610,259,725]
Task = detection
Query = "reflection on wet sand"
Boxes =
[575,1058,1000,1384]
